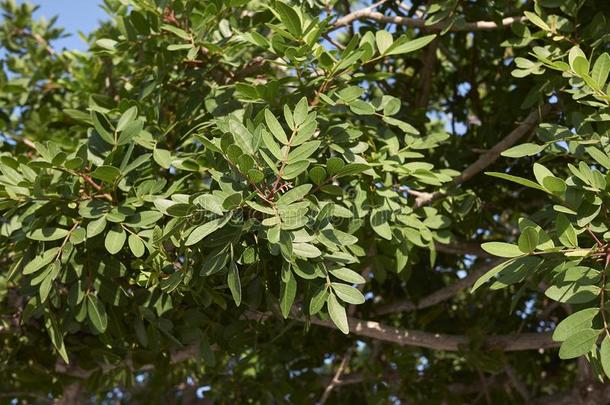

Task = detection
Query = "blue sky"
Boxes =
[23,0,106,50]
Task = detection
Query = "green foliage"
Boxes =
[2,0,610,402]
[477,3,610,380]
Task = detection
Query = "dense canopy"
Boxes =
[2,0,610,403]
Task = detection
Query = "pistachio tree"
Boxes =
[1,0,610,403]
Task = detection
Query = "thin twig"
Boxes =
[319,348,353,404]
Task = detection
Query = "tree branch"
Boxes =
[333,10,525,31]
[375,259,503,315]
[244,309,559,352]
[415,104,553,207]
[415,39,438,109]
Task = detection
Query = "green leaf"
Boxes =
[586,146,610,170]
[228,119,255,155]
[335,163,370,178]
[161,23,191,40]
[309,166,327,185]
[375,30,393,54]
[223,193,242,210]
[601,336,610,379]
[200,247,230,276]
[558,328,601,359]
[488,256,540,290]
[370,208,392,240]
[545,270,600,304]
[518,227,539,253]
[27,227,69,241]
[91,165,121,183]
[293,97,308,126]
[44,311,69,364]
[227,262,241,307]
[480,242,523,258]
[382,116,420,135]
[262,129,282,159]
[287,140,320,163]
[524,11,550,31]
[501,143,546,158]
[381,95,401,115]
[125,211,164,227]
[553,308,598,342]
[320,229,358,246]
[185,216,229,246]
[265,109,288,144]
[519,218,555,250]
[329,267,366,284]
[95,38,117,51]
[117,106,138,131]
[327,292,349,334]
[331,282,365,305]
[572,56,590,77]
[337,86,365,102]
[349,100,375,115]
[283,160,310,179]
[472,260,510,292]
[485,172,544,190]
[292,120,317,145]
[542,176,566,194]
[277,184,312,205]
[86,294,108,333]
[153,148,172,169]
[280,269,297,318]
[533,162,554,186]
[309,285,328,315]
[87,216,107,238]
[385,34,436,55]
[293,243,321,258]
[91,111,115,144]
[276,231,293,259]
[39,266,56,302]
[568,46,589,76]
[591,53,610,89]
[23,248,60,275]
[160,271,183,293]
[70,227,86,245]
[275,0,302,37]
[128,234,145,257]
[556,214,577,248]
[326,157,345,176]
[105,226,126,254]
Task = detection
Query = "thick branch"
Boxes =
[451,105,553,185]
[375,259,503,315]
[415,104,553,207]
[415,39,439,109]
[245,309,558,352]
[334,10,525,31]
[56,308,557,382]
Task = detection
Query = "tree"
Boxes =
[1,0,610,402]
